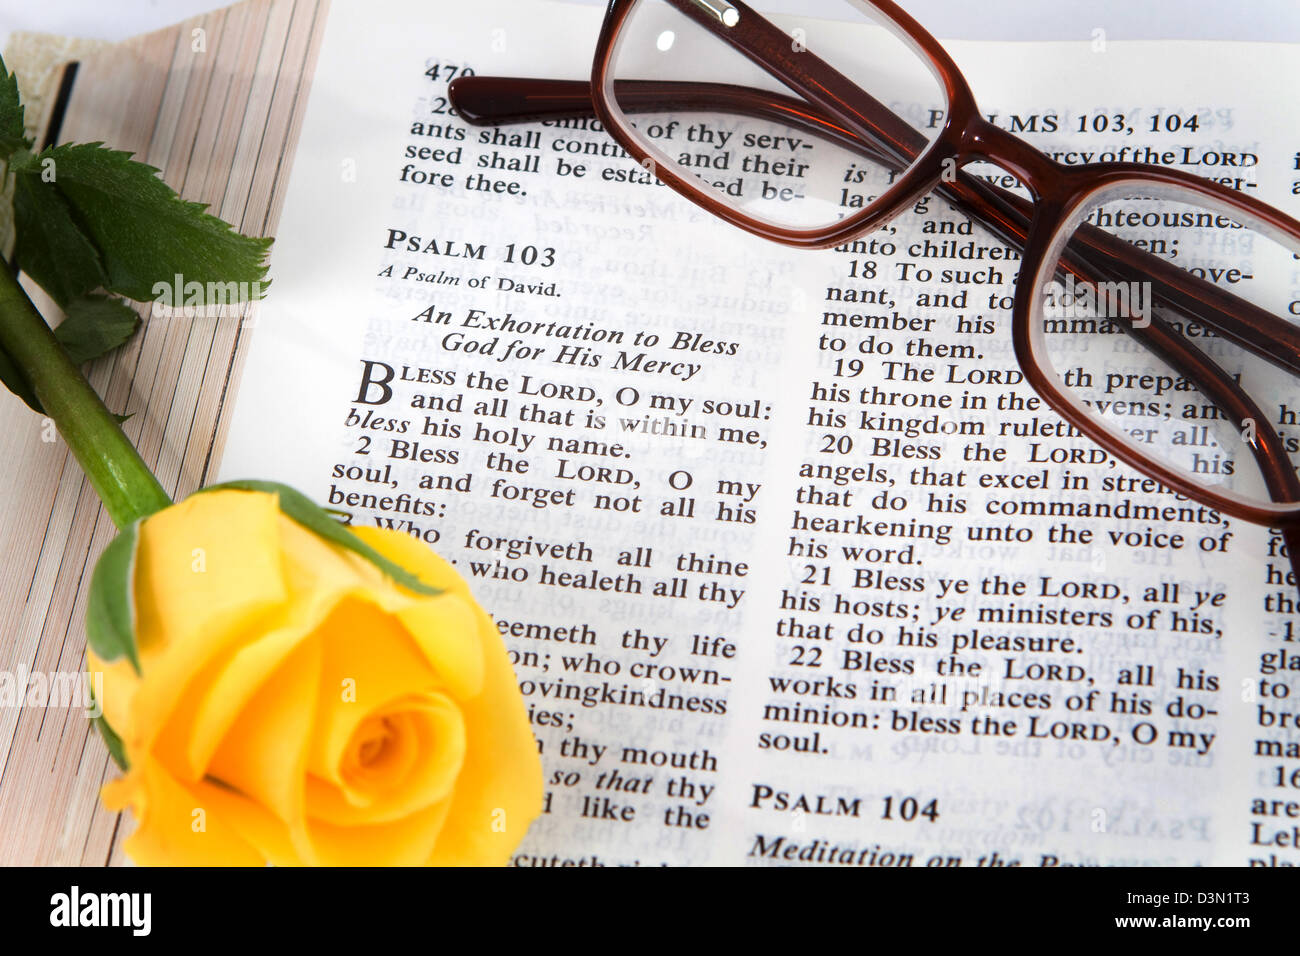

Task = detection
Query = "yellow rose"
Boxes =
[88,488,542,865]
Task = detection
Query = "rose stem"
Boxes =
[0,262,171,529]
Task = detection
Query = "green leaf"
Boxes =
[85,521,141,674]
[94,714,128,769]
[12,169,108,306]
[203,481,442,597]
[21,142,271,304]
[54,295,141,365]
[0,342,44,413]
[86,681,128,770]
[0,54,29,158]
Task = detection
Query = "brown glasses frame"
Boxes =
[450,0,1300,580]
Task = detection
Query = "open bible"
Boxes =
[1,0,1298,866]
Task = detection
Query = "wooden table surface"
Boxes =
[0,0,325,864]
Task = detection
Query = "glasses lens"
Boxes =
[604,0,948,232]
[1033,182,1300,513]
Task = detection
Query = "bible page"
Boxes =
[217,0,1300,867]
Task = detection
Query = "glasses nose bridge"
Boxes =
[955,117,1063,203]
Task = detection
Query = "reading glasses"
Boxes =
[450,0,1300,595]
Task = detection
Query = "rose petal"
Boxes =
[91,491,288,752]
[351,528,543,865]
[351,526,468,595]
[156,513,412,781]
[102,506,540,867]
[103,756,266,866]
[206,638,322,827]
[342,712,421,789]
[193,780,305,866]
[305,692,466,826]
[301,798,455,866]
[306,597,441,806]
[395,594,485,701]
[428,607,544,866]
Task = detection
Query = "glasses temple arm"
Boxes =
[451,76,1300,380]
